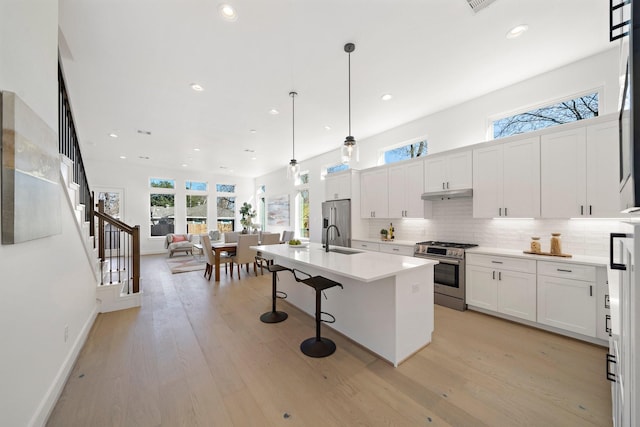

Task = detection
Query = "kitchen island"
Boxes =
[253,242,438,367]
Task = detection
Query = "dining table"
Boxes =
[212,242,237,282]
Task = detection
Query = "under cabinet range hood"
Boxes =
[421,188,473,201]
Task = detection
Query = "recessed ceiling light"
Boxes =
[181,164,188,167]
[249,129,257,134]
[381,93,393,101]
[193,148,201,152]
[251,157,257,160]
[190,83,204,92]
[218,4,238,22]
[506,24,528,39]
[269,109,279,115]
[324,125,332,131]
[119,155,127,159]
[109,133,118,138]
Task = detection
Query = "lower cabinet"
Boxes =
[466,255,536,321]
[351,240,380,251]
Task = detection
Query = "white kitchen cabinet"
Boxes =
[388,161,430,218]
[541,119,620,218]
[473,136,540,218]
[351,240,380,251]
[379,243,414,256]
[360,168,389,218]
[466,254,537,321]
[325,170,352,201]
[537,261,597,337]
[424,150,472,192]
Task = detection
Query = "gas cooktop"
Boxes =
[415,241,478,249]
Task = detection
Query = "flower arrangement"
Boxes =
[239,202,256,231]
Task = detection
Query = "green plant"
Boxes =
[239,202,256,229]
[380,228,388,235]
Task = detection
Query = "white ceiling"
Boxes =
[58,0,612,178]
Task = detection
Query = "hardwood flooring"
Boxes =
[47,254,612,426]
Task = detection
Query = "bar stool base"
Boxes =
[260,311,288,323]
[300,337,336,358]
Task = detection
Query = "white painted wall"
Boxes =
[86,159,256,254]
[0,2,99,427]
[256,47,622,257]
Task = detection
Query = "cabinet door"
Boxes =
[447,150,473,190]
[387,165,405,218]
[360,168,388,218]
[537,275,596,336]
[540,128,587,218]
[466,265,498,311]
[502,137,540,218]
[404,161,425,218]
[586,120,622,217]
[473,145,504,218]
[424,155,448,192]
[498,270,537,321]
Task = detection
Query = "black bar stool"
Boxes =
[293,269,343,358]
[260,264,290,323]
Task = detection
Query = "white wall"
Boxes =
[256,47,621,257]
[86,159,255,254]
[0,2,100,427]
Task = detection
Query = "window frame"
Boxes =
[380,137,428,165]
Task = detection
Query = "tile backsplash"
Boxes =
[367,198,624,258]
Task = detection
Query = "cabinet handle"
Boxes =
[491,260,503,264]
[505,207,508,216]
[493,271,495,280]
[447,182,450,189]
[606,353,617,382]
[556,268,572,273]
[590,285,593,297]
[442,182,445,189]
[362,244,368,248]
[498,207,502,216]
[605,314,611,335]
[610,233,631,270]
[581,205,584,215]
[589,205,592,215]
[605,294,610,309]
[498,271,502,280]
[393,248,399,252]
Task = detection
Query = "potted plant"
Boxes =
[239,202,256,234]
[380,228,388,241]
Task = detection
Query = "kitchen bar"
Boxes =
[253,242,438,367]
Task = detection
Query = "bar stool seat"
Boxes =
[260,264,290,323]
[293,270,343,358]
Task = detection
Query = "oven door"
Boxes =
[432,258,461,297]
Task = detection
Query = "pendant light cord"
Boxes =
[290,91,297,160]
[348,51,351,136]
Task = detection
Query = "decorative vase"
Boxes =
[242,227,248,234]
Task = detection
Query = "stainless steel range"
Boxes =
[414,241,478,311]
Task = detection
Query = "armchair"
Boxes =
[165,233,194,257]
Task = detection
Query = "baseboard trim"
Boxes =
[29,304,98,427]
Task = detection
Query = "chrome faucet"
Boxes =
[325,224,341,252]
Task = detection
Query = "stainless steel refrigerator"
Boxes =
[321,199,351,248]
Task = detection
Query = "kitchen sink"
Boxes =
[327,248,362,255]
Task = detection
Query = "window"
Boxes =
[216,184,235,193]
[150,178,175,236]
[383,140,428,164]
[186,195,208,234]
[296,172,309,186]
[186,180,207,191]
[327,164,349,174]
[296,189,309,238]
[216,197,235,231]
[97,191,121,219]
[492,92,599,139]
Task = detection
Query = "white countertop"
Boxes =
[467,247,608,267]
[253,242,436,282]
[352,237,416,247]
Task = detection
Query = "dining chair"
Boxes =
[281,230,295,243]
[231,234,259,277]
[255,233,282,275]
[201,234,231,280]
[224,231,240,243]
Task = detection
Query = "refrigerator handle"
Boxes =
[323,218,329,228]
[610,233,632,270]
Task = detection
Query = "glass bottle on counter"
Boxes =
[530,237,541,253]
[389,223,394,240]
[550,233,562,255]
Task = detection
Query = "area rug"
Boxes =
[166,256,206,274]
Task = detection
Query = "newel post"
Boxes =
[132,225,140,294]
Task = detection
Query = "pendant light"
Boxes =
[287,91,301,180]
[341,42,358,164]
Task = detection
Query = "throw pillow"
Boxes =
[172,235,186,243]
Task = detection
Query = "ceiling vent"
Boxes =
[466,0,497,13]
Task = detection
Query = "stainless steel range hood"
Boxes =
[421,188,473,201]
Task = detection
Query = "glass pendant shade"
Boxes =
[341,136,359,164]
[287,159,300,180]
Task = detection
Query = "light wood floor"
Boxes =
[47,254,612,426]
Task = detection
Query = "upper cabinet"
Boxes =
[388,161,428,218]
[325,169,355,201]
[473,136,540,218]
[540,119,620,218]
[424,150,472,192]
[360,167,389,218]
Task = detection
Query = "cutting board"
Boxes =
[523,250,572,258]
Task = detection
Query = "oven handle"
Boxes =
[415,255,461,265]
